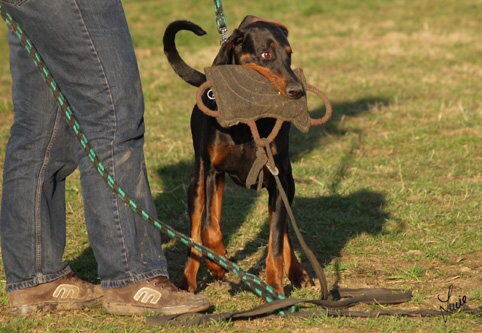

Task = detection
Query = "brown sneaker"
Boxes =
[8,273,103,315]
[103,276,210,316]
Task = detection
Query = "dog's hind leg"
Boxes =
[202,171,228,280]
[178,164,205,293]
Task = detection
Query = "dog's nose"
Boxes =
[286,83,304,99]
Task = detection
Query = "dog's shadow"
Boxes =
[289,96,387,161]
[153,96,404,294]
[66,98,400,292]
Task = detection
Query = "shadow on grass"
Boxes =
[290,96,389,161]
[66,97,395,290]
[152,96,399,294]
[218,187,393,297]
[240,189,389,280]
[67,247,100,285]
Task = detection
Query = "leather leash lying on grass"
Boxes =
[147,298,482,326]
[1,3,480,326]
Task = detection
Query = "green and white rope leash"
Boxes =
[0,4,292,310]
[213,0,228,44]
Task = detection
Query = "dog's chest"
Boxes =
[209,141,257,181]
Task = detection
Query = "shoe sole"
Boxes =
[102,301,210,316]
[9,297,103,316]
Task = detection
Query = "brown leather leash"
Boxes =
[148,287,481,326]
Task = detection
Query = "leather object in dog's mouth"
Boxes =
[200,65,312,133]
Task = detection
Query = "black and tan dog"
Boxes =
[163,15,313,295]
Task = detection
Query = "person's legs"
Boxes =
[1,0,167,289]
[1,0,208,315]
[1,28,79,291]
[1,20,104,316]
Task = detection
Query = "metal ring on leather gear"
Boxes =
[207,89,215,100]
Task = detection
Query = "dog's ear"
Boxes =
[212,28,244,65]
[238,15,260,29]
[238,15,289,37]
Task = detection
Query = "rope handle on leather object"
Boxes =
[306,83,333,127]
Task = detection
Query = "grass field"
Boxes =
[0,0,481,331]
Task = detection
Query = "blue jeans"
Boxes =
[0,0,168,292]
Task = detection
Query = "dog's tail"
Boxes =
[163,20,207,87]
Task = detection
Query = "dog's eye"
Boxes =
[261,52,273,59]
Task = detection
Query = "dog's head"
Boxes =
[213,15,304,99]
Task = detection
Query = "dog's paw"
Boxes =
[206,261,228,281]
[177,275,198,294]
[289,271,314,289]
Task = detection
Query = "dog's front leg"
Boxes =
[281,172,314,288]
[265,181,288,295]
[283,231,314,288]
[266,172,313,295]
